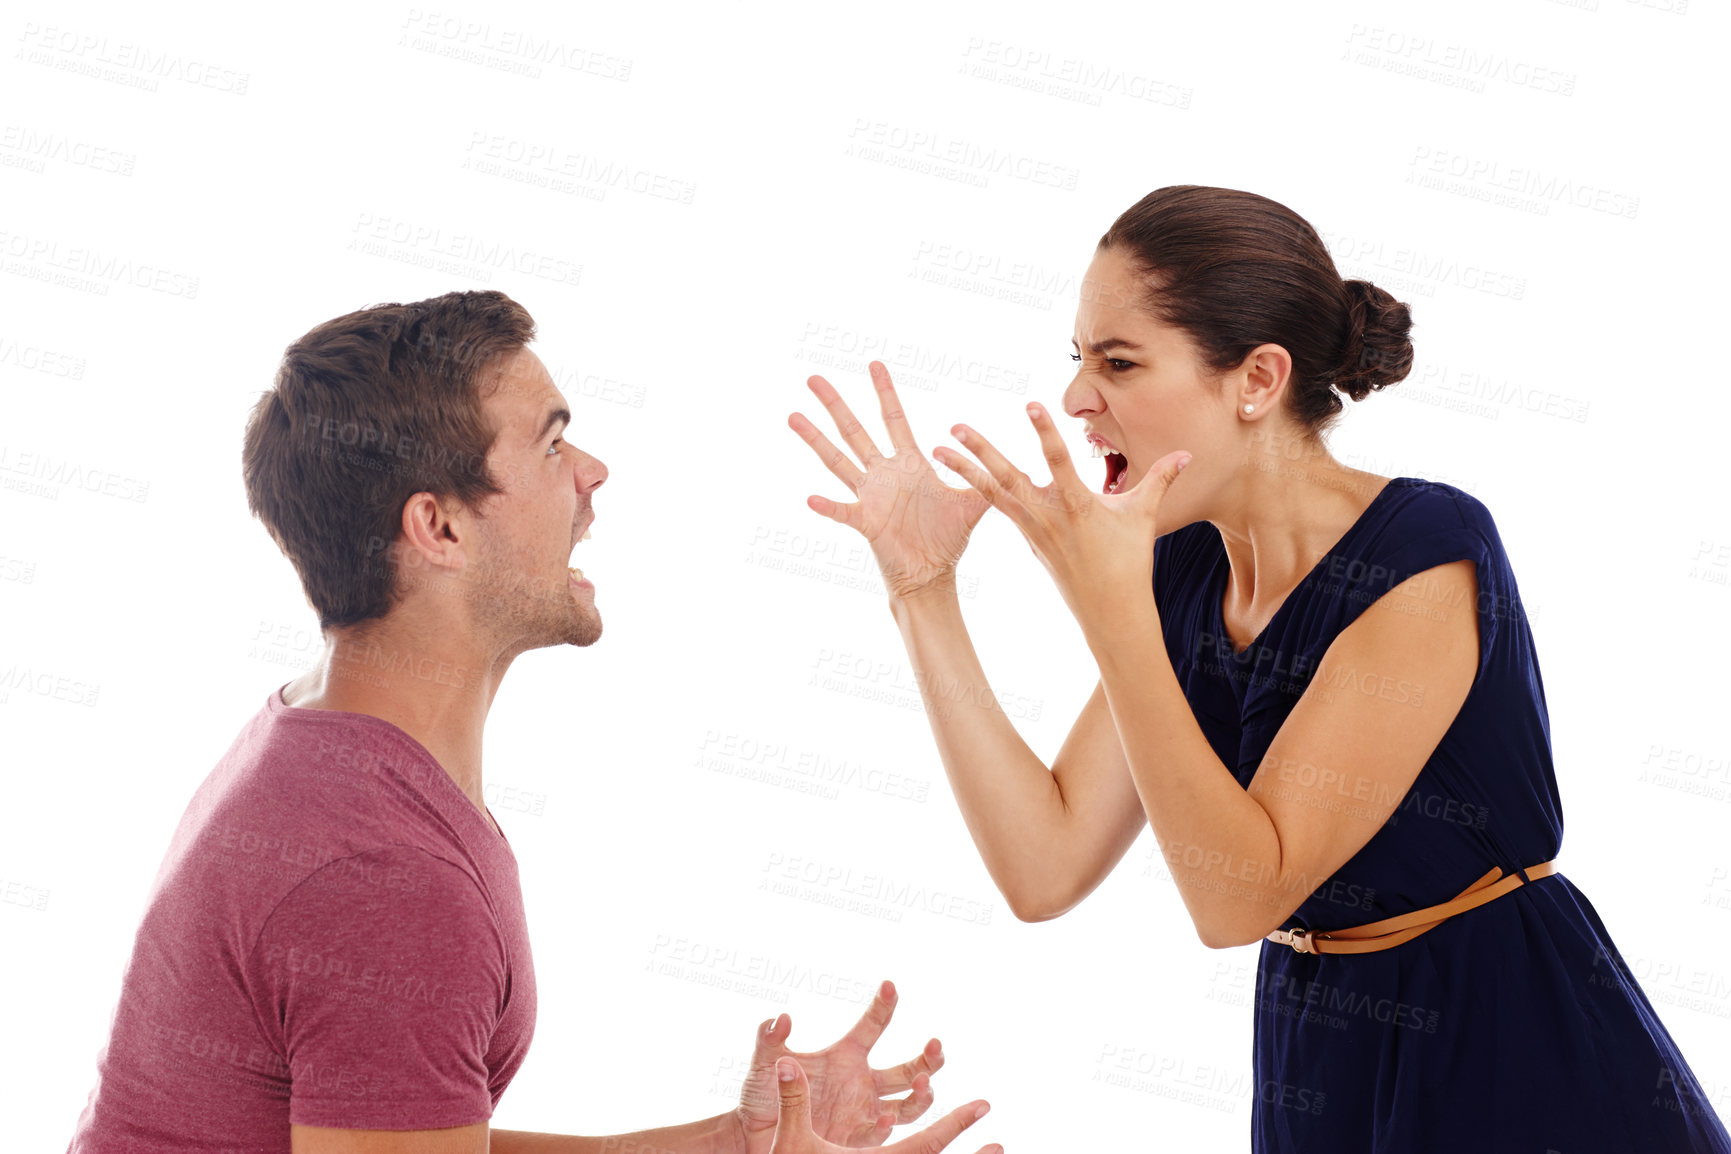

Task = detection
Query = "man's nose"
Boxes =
[575,450,607,492]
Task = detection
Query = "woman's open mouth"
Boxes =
[1104,451,1127,494]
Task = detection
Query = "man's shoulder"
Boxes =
[160,702,479,924]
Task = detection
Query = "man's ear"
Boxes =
[398,491,468,574]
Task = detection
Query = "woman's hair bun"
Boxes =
[1336,279,1415,401]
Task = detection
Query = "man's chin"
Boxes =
[559,604,602,648]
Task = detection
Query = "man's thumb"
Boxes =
[775,1058,812,1136]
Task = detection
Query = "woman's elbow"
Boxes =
[1006,880,1079,923]
[1008,891,1061,923]
[1194,915,1269,950]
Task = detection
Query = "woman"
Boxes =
[787,185,1730,1151]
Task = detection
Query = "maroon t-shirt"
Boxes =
[67,685,537,1151]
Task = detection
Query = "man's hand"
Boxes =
[734,981,945,1151]
[767,1057,999,1154]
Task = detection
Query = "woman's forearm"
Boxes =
[1083,598,1287,945]
[886,579,1076,920]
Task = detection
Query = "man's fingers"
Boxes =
[843,979,897,1051]
[882,1099,990,1154]
[876,1038,945,1094]
[868,1110,896,1146]
[884,1071,935,1124]
[757,1013,789,1051]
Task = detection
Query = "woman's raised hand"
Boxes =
[789,361,990,599]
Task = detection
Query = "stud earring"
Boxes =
[1243,404,1255,414]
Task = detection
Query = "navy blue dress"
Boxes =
[1151,476,1730,1152]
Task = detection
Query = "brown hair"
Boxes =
[241,290,537,631]
[1098,185,1414,441]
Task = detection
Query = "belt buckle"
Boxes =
[1269,927,1316,954]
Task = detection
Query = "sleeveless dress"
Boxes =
[1150,476,1730,1152]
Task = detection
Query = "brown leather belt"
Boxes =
[1266,860,1557,955]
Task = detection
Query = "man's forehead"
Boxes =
[489,349,563,420]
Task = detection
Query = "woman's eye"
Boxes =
[1071,352,1133,372]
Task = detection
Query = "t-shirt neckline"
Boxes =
[267,682,511,850]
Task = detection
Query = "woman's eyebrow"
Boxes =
[1071,337,1144,353]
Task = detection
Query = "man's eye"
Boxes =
[546,438,563,456]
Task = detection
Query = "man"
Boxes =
[66,290,999,1154]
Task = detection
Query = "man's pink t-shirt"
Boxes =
[66,685,537,1151]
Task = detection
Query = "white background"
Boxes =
[4,0,1728,1148]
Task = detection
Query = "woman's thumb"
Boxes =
[1135,449,1192,499]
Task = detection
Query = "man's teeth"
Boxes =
[581,525,592,540]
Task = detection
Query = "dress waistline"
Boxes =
[1266,860,1558,955]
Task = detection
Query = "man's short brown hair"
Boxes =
[242,290,537,630]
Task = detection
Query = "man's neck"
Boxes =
[280,625,508,823]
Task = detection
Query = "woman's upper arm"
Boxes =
[1239,558,1482,939]
[1029,677,1151,920]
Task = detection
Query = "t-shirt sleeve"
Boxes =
[245,846,506,1130]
